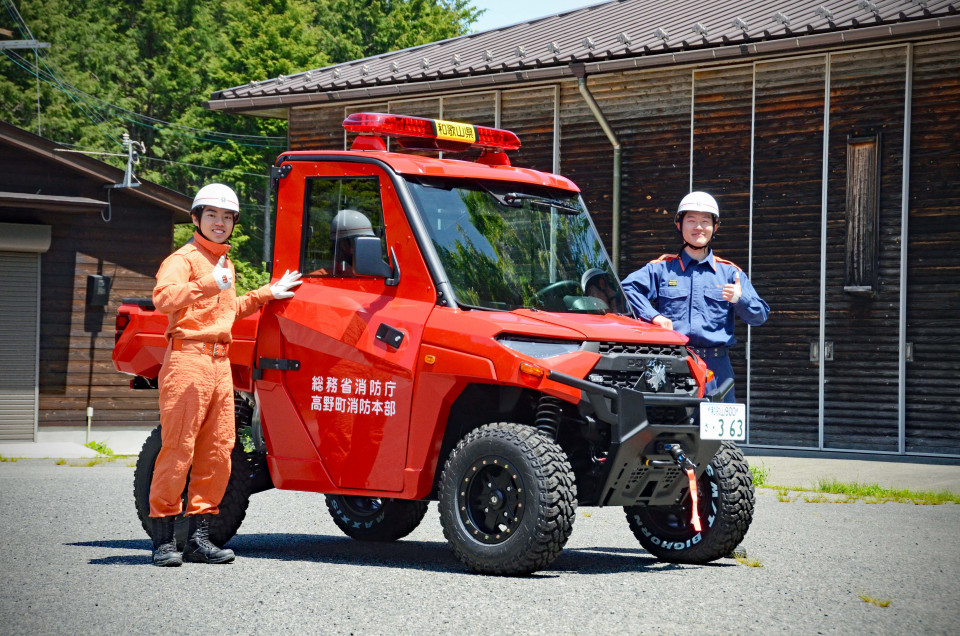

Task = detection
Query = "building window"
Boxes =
[844,134,881,295]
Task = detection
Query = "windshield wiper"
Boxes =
[457,301,511,312]
[501,192,580,213]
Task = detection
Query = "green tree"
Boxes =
[1,0,480,292]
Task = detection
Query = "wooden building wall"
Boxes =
[823,47,907,451]
[748,58,826,447]
[286,35,960,456]
[905,39,960,456]
[0,151,174,430]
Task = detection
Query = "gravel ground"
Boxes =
[1,459,958,635]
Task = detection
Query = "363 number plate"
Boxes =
[699,402,746,441]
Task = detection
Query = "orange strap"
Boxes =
[686,468,703,532]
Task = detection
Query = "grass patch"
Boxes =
[749,461,769,487]
[84,440,114,456]
[69,459,102,467]
[0,455,17,462]
[814,478,960,505]
[763,478,959,505]
[858,594,891,608]
[55,458,66,465]
[735,555,763,568]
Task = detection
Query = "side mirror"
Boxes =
[353,236,399,285]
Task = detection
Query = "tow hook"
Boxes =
[665,444,702,532]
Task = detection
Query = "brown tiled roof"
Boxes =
[208,0,960,112]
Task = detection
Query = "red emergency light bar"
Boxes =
[342,112,521,156]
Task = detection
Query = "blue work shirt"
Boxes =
[621,250,770,349]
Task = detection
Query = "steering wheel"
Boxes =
[535,280,580,307]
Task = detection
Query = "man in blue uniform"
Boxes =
[621,191,769,403]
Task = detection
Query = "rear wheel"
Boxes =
[625,441,754,564]
[325,496,429,542]
[133,425,253,550]
[438,422,577,575]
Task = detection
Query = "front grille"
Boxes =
[597,342,687,357]
[589,341,696,426]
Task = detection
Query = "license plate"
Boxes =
[434,119,477,143]
[699,402,746,441]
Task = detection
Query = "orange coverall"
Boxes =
[149,232,272,518]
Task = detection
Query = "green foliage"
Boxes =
[1,0,479,278]
[85,440,114,456]
[748,461,769,487]
[317,0,482,63]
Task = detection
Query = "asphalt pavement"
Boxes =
[0,459,958,635]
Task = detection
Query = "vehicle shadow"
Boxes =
[68,535,733,574]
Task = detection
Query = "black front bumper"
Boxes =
[548,370,734,507]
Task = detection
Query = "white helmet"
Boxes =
[192,183,240,217]
[676,191,719,223]
[330,209,374,240]
[581,268,606,293]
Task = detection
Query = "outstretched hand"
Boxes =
[212,255,234,291]
[270,269,302,300]
[722,271,742,304]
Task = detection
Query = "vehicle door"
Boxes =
[260,159,435,491]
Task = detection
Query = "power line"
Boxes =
[3,49,286,148]
[0,3,286,147]
[140,155,269,179]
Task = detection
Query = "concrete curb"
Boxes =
[0,442,100,459]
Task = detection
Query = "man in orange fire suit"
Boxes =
[149,183,301,566]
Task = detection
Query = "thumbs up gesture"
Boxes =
[722,271,742,304]
[212,255,234,290]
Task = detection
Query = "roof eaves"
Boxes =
[207,10,960,113]
[0,120,192,221]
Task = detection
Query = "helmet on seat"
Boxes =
[330,209,374,240]
[581,268,607,293]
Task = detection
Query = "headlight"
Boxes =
[497,336,582,359]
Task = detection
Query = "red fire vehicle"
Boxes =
[114,113,754,575]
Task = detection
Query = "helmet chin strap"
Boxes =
[193,208,237,244]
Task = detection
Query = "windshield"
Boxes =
[405,177,630,315]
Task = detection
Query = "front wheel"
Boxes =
[325,496,429,542]
[625,441,754,564]
[438,422,577,575]
[133,425,253,550]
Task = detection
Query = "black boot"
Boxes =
[183,514,235,564]
[151,516,182,567]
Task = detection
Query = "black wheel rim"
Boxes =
[643,469,715,538]
[341,496,383,518]
[457,456,524,545]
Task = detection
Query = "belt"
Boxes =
[691,346,728,359]
[171,339,229,357]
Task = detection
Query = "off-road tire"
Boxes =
[133,425,253,550]
[438,422,577,575]
[625,441,754,564]
[325,496,429,542]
